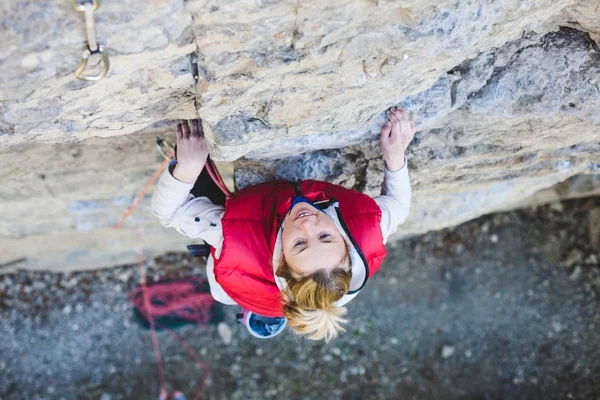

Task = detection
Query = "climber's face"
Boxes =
[282,203,348,277]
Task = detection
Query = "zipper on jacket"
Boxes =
[335,207,370,294]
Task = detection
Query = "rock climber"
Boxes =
[151,107,415,341]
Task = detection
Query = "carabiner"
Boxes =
[69,0,109,81]
[156,138,175,161]
[74,45,110,81]
[67,0,100,12]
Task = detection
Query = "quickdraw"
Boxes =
[68,0,110,81]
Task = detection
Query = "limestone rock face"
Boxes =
[237,28,600,234]
[0,1,599,271]
[196,0,600,161]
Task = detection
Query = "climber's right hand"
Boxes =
[173,119,209,184]
[380,107,416,172]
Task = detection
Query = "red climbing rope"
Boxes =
[135,229,166,393]
[115,141,230,398]
[133,229,213,399]
[114,151,175,230]
[206,158,233,199]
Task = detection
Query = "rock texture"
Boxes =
[0,0,599,271]
[236,27,600,234]
[1,0,196,145]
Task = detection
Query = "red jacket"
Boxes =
[212,180,387,317]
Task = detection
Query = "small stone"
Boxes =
[118,271,132,283]
[331,347,342,356]
[100,394,112,400]
[389,277,398,285]
[323,354,333,362]
[108,365,117,374]
[585,254,598,265]
[256,348,263,356]
[441,345,455,358]
[47,387,55,394]
[490,234,499,243]
[62,305,72,314]
[218,322,233,345]
[549,201,564,212]
[465,350,472,358]
[481,223,489,233]
[75,303,84,313]
[72,323,79,331]
[562,249,584,267]
[66,277,78,288]
[569,267,582,281]
[552,321,563,333]
[389,337,399,345]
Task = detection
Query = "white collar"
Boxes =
[271,201,367,307]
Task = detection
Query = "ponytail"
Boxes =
[276,249,352,342]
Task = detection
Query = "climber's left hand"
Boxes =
[380,107,415,172]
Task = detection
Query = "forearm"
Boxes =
[151,161,225,245]
[173,160,206,184]
[151,161,195,228]
[384,153,406,172]
[375,158,412,243]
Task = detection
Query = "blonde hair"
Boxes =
[276,249,352,342]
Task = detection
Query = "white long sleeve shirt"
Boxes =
[151,160,411,306]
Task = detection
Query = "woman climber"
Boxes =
[151,107,415,342]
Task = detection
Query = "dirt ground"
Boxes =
[1,197,599,400]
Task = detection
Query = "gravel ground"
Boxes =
[1,198,600,400]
